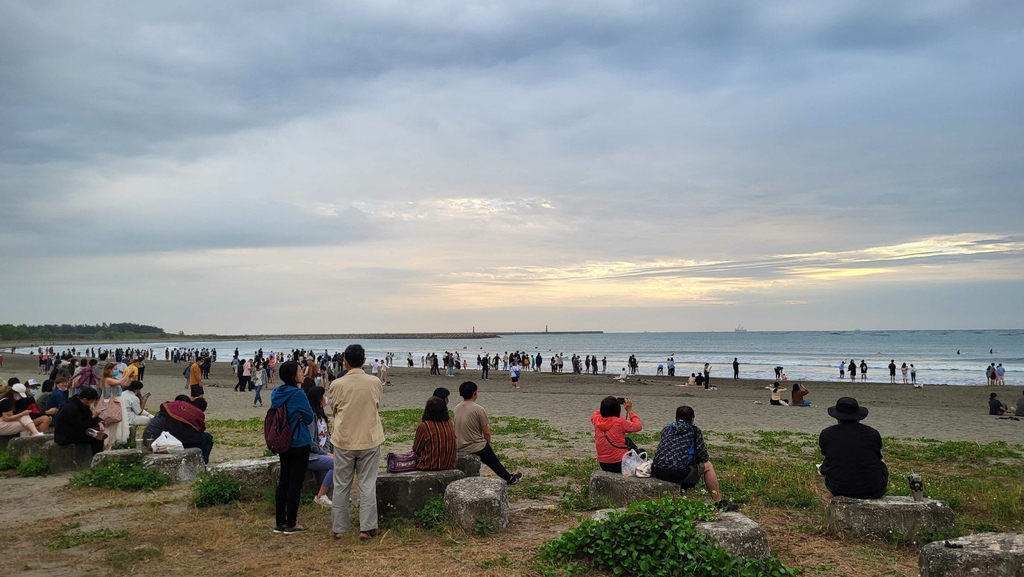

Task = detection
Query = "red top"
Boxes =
[591,409,642,464]
[413,420,456,470]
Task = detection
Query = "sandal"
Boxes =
[359,528,383,540]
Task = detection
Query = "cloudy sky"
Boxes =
[1,1,1022,334]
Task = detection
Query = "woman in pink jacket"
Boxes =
[591,396,642,474]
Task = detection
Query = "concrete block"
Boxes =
[209,457,277,500]
[142,448,206,484]
[377,469,466,518]
[41,441,94,474]
[826,496,955,544]
[455,453,481,477]
[919,532,1024,577]
[696,512,771,559]
[0,435,18,451]
[91,449,145,469]
[589,470,679,508]
[7,434,53,462]
[444,477,509,533]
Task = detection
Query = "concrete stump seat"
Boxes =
[695,512,771,559]
[590,508,771,559]
[589,470,679,508]
[8,436,92,473]
[141,448,206,484]
[826,496,955,545]
[0,435,18,451]
[919,532,1024,577]
[209,457,277,500]
[444,477,509,533]
[455,453,481,477]
[7,434,54,462]
[377,469,466,518]
[91,449,145,469]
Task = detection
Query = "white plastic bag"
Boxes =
[621,449,647,477]
[151,431,185,453]
[635,460,652,478]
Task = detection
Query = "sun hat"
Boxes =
[827,397,868,421]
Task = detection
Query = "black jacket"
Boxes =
[53,397,101,446]
[819,421,888,499]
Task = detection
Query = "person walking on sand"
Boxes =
[510,363,521,389]
[703,363,712,390]
[888,360,897,384]
[732,358,739,379]
[849,359,856,381]
[839,360,845,380]
[859,360,868,381]
[911,364,919,387]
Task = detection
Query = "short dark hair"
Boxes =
[432,387,450,403]
[191,397,208,412]
[676,405,695,423]
[344,344,366,368]
[78,387,99,401]
[174,395,191,402]
[279,361,300,386]
[422,396,450,422]
[990,392,998,399]
[599,396,621,418]
[459,381,478,400]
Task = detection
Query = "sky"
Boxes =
[1,1,1023,334]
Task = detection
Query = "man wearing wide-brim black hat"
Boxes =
[818,397,888,499]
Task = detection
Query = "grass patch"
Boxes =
[192,472,243,507]
[70,461,171,491]
[540,497,796,576]
[18,454,48,477]
[48,527,128,550]
[413,495,445,530]
[0,451,18,471]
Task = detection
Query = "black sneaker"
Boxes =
[273,526,286,534]
[282,525,308,534]
[715,500,739,512]
[507,472,523,486]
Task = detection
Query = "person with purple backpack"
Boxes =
[270,361,314,534]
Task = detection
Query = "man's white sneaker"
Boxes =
[314,494,333,507]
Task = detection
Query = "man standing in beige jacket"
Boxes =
[328,344,385,540]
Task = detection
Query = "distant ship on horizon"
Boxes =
[734,325,747,333]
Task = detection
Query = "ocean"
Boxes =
[15,329,1022,387]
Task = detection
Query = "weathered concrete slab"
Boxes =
[377,469,466,518]
[696,512,771,559]
[919,532,1024,577]
[209,457,277,500]
[589,470,679,508]
[0,435,18,451]
[826,496,955,545]
[455,453,481,477]
[141,448,206,484]
[444,477,509,533]
[42,441,93,473]
[91,449,145,469]
[7,434,53,462]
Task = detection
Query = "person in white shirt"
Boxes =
[123,381,153,427]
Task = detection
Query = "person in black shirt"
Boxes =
[818,397,888,499]
[53,387,105,455]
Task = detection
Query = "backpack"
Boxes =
[264,405,292,454]
[183,365,191,378]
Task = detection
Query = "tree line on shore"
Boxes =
[0,322,166,342]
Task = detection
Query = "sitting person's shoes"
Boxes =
[507,472,523,485]
[314,494,333,507]
[714,499,740,512]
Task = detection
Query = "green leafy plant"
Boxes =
[191,472,242,507]
[540,497,797,577]
[0,451,18,471]
[559,485,593,512]
[413,496,446,530]
[18,454,48,477]
[473,517,493,535]
[69,462,170,491]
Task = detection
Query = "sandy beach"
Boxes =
[5,352,1020,450]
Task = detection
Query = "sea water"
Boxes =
[19,329,1022,386]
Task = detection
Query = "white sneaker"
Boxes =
[314,494,333,507]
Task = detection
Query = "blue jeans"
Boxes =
[253,384,264,405]
[307,454,334,489]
